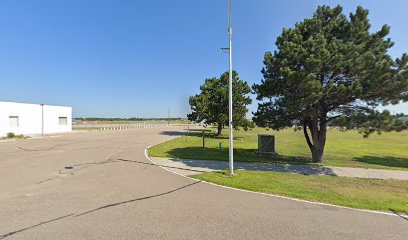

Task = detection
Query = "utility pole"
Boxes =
[228,0,234,175]
[168,108,170,126]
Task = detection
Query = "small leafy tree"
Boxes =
[253,5,408,163]
[7,132,15,138]
[188,71,253,135]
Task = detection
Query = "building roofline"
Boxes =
[0,100,72,108]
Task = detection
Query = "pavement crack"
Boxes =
[0,181,201,239]
[389,209,408,222]
[75,181,201,217]
[36,176,60,184]
[0,214,75,240]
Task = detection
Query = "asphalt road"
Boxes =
[0,127,407,240]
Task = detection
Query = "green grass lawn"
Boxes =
[149,128,408,170]
[191,171,408,213]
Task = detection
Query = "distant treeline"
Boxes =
[399,116,408,122]
[74,118,186,122]
[396,113,408,122]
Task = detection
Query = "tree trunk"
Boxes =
[311,144,325,163]
[303,120,327,163]
[217,124,223,136]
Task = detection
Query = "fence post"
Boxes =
[202,131,205,149]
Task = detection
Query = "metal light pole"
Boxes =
[228,0,234,175]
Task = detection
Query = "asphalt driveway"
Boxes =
[0,127,407,239]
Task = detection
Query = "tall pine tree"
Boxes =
[253,6,408,163]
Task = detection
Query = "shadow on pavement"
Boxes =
[168,158,338,176]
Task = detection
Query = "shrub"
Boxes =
[7,132,15,138]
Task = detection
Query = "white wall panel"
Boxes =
[0,101,72,137]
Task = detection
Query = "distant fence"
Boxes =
[73,121,193,131]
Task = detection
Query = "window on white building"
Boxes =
[9,116,19,128]
[59,117,68,126]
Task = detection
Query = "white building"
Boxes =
[0,101,72,137]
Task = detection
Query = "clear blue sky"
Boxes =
[1,0,407,118]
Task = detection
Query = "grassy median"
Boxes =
[191,171,408,213]
[150,128,408,170]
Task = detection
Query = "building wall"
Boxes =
[0,101,72,137]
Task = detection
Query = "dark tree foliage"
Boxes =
[253,5,408,163]
[188,71,253,135]
[331,109,408,138]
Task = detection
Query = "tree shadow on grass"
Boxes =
[160,131,188,136]
[160,129,209,137]
[162,130,244,140]
[352,156,408,170]
[164,146,313,166]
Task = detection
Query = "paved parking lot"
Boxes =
[0,127,407,239]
